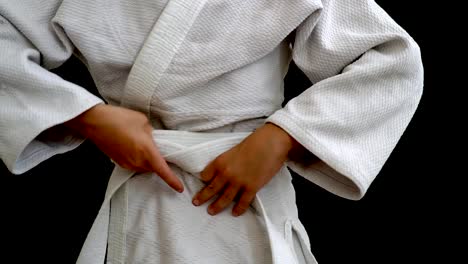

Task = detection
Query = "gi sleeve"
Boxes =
[0,2,103,174]
[266,0,424,199]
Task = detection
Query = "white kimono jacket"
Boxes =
[0,0,423,263]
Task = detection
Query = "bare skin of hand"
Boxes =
[192,122,314,216]
[64,104,184,193]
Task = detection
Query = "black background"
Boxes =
[1,1,447,263]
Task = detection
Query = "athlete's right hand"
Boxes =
[65,104,184,193]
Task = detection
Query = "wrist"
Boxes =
[64,103,105,137]
[263,122,300,156]
[263,122,315,163]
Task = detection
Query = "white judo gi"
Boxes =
[0,0,423,263]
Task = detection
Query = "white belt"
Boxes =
[76,130,307,264]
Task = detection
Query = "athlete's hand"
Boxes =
[65,104,184,193]
[192,123,311,216]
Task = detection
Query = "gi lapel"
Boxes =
[120,0,209,116]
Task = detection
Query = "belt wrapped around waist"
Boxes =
[76,129,315,264]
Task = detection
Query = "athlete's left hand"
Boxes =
[192,122,306,217]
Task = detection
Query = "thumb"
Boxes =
[147,141,184,193]
[200,158,218,183]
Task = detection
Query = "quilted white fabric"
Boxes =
[1,0,423,263]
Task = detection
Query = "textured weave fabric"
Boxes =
[1,0,423,263]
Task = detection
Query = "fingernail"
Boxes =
[192,199,200,206]
[232,211,240,217]
[178,187,184,193]
[208,207,216,215]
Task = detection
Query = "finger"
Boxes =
[147,142,184,193]
[207,184,241,215]
[232,188,257,217]
[200,158,218,183]
[192,175,228,206]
